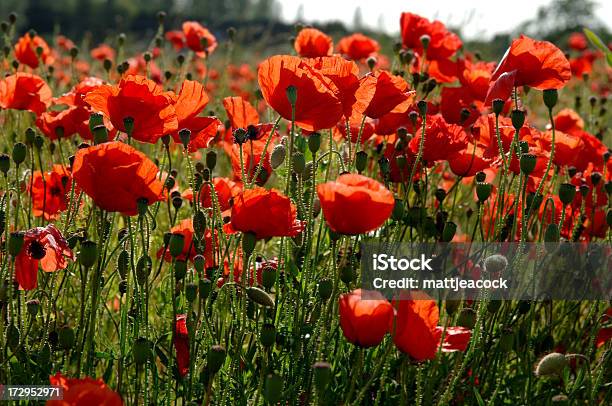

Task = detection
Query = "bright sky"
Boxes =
[278,0,612,39]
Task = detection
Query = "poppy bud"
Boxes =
[270,144,286,169]
[164,176,175,191]
[135,255,151,285]
[123,116,135,136]
[186,283,198,302]
[318,278,333,300]
[207,345,226,374]
[417,100,427,116]
[579,184,589,197]
[26,299,40,316]
[12,142,27,166]
[8,231,25,256]
[535,352,567,377]
[457,308,477,329]
[292,152,306,175]
[260,323,276,347]
[433,188,446,203]
[169,233,185,258]
[366,56,377,71]
[484,254,508,273]
[172,196,183,210]
[193,254,205,274]
[79,240,98,268]
[103,59,112,72]
[476,182,492,202]
[174,260,187,281]
[117,250,129,280]
[556,183,575,205]
[58,326,75,350]
[354,151,368,173]
[378,156,390,176]
[442,222,457,242]
[544,223,560,251]
[264,373,283,404]
[492,99,505,115]
[568,166,577,178]
[242,231,257,257]
[262,266,276,290]
[520,154,536,175]
[0,153,10,175]
[339,263,355,285]
[286,85,297,106]
[8,12,17,24]
[133,337,152,364]
[419,34,431,50]
[199,278,212,299]
[392,199,405,221]
[543,89,558,110]
[246,286,274,307]
[7,324,20,351]
[205,150,217,171]
[590,171,602,186]
[24,127,35,144]
[308,132,321,154]
[511,110,525,131]
[313,361,331,393]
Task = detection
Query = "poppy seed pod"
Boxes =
[8,231,25,256]
[123,116,134,136]
[103,58,112,71]
[199,278,212,299]
[579,184,589,197]
[457,308,477,329]
[207,345,226,374]
[520,154,537,175]
[492,99,505,115]
[544,223,560,243]
[136,255,152,285]
[435,188,447,202]
[186,283,198,302]
[511,110,525,130]
[12,142,27,166]
[26,299,40,316]
[242,231,257,257]
[543,89,558,110]
[292,152,306,175]
[262,266,276,290]
[417,100,428,116]
[264,374,283,404]
[179,128,192,149]
[0,153,10,175]
[169,233,185,258]
[558,183,576,205]
[313,362,332,393]
[92,125,108,145]
[133,338,152,364]
[419,34,431,49]
[590,171,602,186]
[246,286,275,307]
[476,182,492,202]
[366,56,377,71]
[270,144,286,169]
[286,85,298,106]
[308,132,321,154]
[318,278,333,300]
[535,352,567,377]
[442,221,457,242]
[260,323,276,347]
[79,240,98,268]
[193,210,206,235]
[193,254,205,274]
[355,151,368,173]
[392,199,405,221]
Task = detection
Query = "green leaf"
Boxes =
[583,28,612,67]
[473,388,486,406]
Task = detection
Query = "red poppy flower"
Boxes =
[84,74,178,144]
[257,55,343,131]
[435,326,472,353]
[0,73,52,115]
[448,144,491,177]
[568,32,588,51]
[199,177,242,211]
[226,187,303,239]
[408,115,468,163]
[339,289,394,347]
[373,99,414,135]
[48,372,123,406]
[595,308,612,348]
[165,30,185,50]
[14,224,74,291]
[400,12,462,61]
[56,77,105,109]
[36,106,89,140]
[182,21,217,56]
[28,164,72,220]
[14,32,54,68]
[337,33,380,60]
[570,51,597,77]
[174,314,190,377]
[170,80,220,152]
[317,173,394,235]
[294,28,333,58]
[486,35,571,103]
[56,35,76,51]
[223,96,260,129]
[306,56,361,118]
[334,110,375,144]
[90,44,115,61]
[391,291,440,360]
[72,141,166,215]
[353,70,414,119]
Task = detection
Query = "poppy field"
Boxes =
[0,6,611,406]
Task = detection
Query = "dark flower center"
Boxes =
[28,240,47,260]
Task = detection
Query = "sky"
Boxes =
[277,0,612,39]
